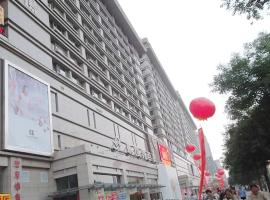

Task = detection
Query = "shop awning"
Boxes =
[48,183,165,198]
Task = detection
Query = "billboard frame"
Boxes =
[3,59,54,156]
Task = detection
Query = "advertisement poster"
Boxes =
[118,192,127,200]
[105,192,117,200]
[158,144,172,166]
[4,60,53,156]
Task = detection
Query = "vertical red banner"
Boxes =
[198,128,206,200]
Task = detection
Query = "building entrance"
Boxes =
[130,192,145,200]
[53,193,78,200]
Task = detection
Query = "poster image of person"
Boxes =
[5,63,53,155]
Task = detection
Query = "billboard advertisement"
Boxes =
[158,144,172,166]
[4,60,53,156]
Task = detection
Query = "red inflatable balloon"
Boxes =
[193,154,201,161]
[185,144,196,153]
[217,169,225,176]
[189,97,216,120]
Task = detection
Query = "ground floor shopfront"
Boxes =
[0,145,162,200]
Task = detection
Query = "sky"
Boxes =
[117,0,270,160]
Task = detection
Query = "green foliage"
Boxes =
[221,0,270,20]
[212,32,270,186]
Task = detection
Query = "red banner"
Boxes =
[198,128,206,200]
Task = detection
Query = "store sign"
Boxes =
[158,144,172,166]
[111,137,152,162]
[11,158,22,200]
[105,192,117,200]
[0,6,4,25]
[0,5,4,34]
[4,60,53,156]
[95,189,104,200]
[0,194,11,200]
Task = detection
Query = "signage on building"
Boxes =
[0,5,4,34]
[3,60,53,156]
[111,137,152,162]
[105,192,117,200]
[0,194,11,200]
[0,6,4,25]
[158,144,172,166]
[11,158,22,200]
[95,189,104,200]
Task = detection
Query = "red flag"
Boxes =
[198,128,206,200]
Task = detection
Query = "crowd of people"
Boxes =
[201,184,270,200]
[184,184,270,200]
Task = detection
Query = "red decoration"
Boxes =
[193,154,201,160]
[15,171,20,179]
[205,171,210,176]
[0,27,4,34]
[217,168,225,176]
[15,193,21,200]
[185,144,196,153]
[14,160,20,168]
[189,97,216,120]
[14,182,21,191]
[198,128,206,200]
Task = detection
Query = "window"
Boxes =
[127,176,144,184]
[51,91,59,113]
[56,174,78,191]
[93,174,121,184]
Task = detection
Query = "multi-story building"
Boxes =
[0,0,165,199]
[205,137,217,175]
[175,93,200,195]
[141,38,200,197]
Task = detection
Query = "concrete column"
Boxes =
[77,154,94,200]
[121,169,130,200]
[85,83,91,94]
[82,63,88,77]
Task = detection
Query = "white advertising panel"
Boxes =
[158,164,182,200]
[4,60,53,156]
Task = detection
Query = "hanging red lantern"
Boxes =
[185,144,196,153]
[193,154,201,161]
[189,97,216,120]
[205,171,210,176]
[217,168,225,176]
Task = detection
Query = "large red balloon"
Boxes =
[193,154,201,161]
[185,144,196,153]
[217,169,225,176]
[189,97,216,120]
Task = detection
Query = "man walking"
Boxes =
[247,184,270,200]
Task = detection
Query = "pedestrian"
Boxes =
[222,189,239,200]
[190,193,197,200]
[247,184,270,200]
[239,186,247,200]
[204,189,217,200]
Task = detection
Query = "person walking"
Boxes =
[204,189,217,200]
[247,184,270,200]
[222,189,238,200]
[239,186,247,200]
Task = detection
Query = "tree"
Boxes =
[221,0,270,20]
[212,32,270,189]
